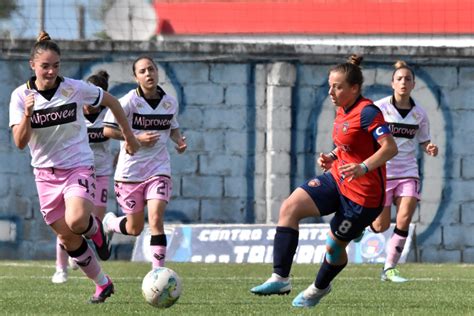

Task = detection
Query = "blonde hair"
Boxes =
[392,60,415,80]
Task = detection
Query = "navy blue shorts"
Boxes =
[300,172,383,242]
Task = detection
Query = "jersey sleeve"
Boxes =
[9,87,28,127]
[78,80,103,107]
[170,99,180,129]
[416,107,431,144]
[103,94,131,129]
[360,104,391,140]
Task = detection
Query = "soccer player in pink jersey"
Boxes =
[9,31,140,303]
[370,60,439,282]
[52,70,116,283]
[251,55,398,308]
[102,56,187,269]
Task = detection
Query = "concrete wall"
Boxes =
[0,39,472,262]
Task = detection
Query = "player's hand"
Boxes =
[124,136,141,155]
[175,136,187,154]
[317,153,334,172]
[24,93,35,116]
[137,131,160,147]
[338,162,367,182]
[426,143,438,157]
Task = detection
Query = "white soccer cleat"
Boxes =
[102,212,117,242]
[292,283,332,308]
[51,270,68,284]
[381,268,408,283]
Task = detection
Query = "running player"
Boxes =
[9,31,140,303]
[51,70,116,283]
[371,60,438,282]
[102,56,187,269]
[250,55,398,308]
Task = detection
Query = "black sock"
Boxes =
[315,257,347,289]
[394,227,409,237]
[150,234,167,246]
[119,217,129,235]
[273,226,299,278]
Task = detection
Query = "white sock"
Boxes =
[267,273,289,283]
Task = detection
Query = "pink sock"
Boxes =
[69,240,101,281]
[110,216,126,234]
[56,237,69,271]
[384,233,407,270]
[151,245,166,268]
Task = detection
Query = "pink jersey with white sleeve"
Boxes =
[103,86,179,182]
[9,77,103,169]
[85,107,114,176]
[375,96,431,179]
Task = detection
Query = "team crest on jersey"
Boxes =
[163,101,171,109]
[137,102,144,108]
[412,111,419,120]
[342,122,349,133]
[308,179,321,187]
[60,87,73,98]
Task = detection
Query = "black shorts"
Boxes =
[300,172,383,242]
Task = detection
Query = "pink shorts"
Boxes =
[34,166,96,225]
[385,178,420,207]
[114,176,172,214]
[94,176,110,207]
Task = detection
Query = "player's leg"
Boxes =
[51,214,113,304]
[292,197,383,308]
[370,178,397,233]
[381,179,419,283]
[52,237,69,283]
[147,199,168,268]
[251,174,339,296]
[146,176,173,268]
[103,181,145,239]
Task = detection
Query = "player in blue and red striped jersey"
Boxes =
[251,55,398,308]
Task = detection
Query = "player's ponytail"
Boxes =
[392,60,415,80]
[329,54,364,88]
[30,30,61,60]
[87,70,110,91]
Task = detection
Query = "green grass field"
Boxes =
[0,261,473,315]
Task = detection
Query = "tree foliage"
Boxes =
[0,0,17,19]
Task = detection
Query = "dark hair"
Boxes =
[329,54,364,87]
[87,70,110,91]
[30,30,61,60]
[392,60,415,80]
[132,55,158,76]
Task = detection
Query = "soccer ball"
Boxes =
[142,267,182,308]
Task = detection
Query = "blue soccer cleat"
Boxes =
[292,284,331,308]
[250,280,292,296]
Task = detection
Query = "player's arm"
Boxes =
[100,92,140,154]
[12,94,35,149]
[170,128,187,154]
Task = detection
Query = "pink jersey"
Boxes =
[375,96,431,179]
[85,107,114,176]
[9,77,104,169]
[103,86,179,182]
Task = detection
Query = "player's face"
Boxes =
[29,49,60,90]
[392,68,415,97]
[328,71,359,109]
[134,59,158,91]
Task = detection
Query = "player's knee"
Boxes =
[127,223,144,236]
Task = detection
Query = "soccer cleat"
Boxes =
[68,256,79,271]
[250,280,292,296]
[292,284,331,308]
[381,268,408,283]
[89,276,114,304]
[102,212,117,245]
[51,270,68,284]
[90,217,112,261]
